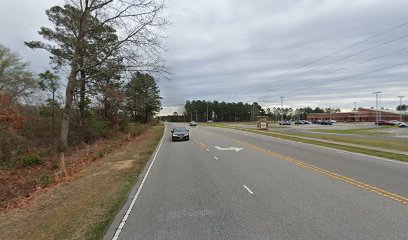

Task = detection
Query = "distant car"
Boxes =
[294,120,303,125]
[303,121,312,124]
[320,120,333,125]
[313,120,322,124]
[279,121,291,125]
[328,120,336,124]
[207,120,213,123]
[376,120,393,126]
[171,127,189,141]
[190,121,197,126]
[399,122,407,128]
[389,120,401,126]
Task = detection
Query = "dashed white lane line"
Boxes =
[243,185,254,195]
[214,156,218,160]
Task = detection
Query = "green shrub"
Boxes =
[36,171,55,188]
[17,153,42,168]
[127,123,149,137]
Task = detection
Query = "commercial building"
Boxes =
[306,108,406,122]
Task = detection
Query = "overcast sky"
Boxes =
[1,0,407,115]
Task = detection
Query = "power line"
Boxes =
[276,46,408,95]
[222,20,408,101]
[286,60,408,94]
[226,32,408,101]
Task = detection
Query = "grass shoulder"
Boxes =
[0,124,164,240]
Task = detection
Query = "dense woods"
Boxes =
[0,0,166,171]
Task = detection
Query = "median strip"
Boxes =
[209,125,408,162]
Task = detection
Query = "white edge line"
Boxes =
[243,185,254,195]
[112,125,166,240]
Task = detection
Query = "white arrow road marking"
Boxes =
[214,146,243,152]
[243,185,254,195]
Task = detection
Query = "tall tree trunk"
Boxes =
[60,4,89,151]
[79,56,86,119]
[60,64,79,150]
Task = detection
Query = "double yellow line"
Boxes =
[193,137,206,149]
[231,138,408,205]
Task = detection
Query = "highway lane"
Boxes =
[105,123,408,240]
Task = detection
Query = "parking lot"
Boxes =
[228,122,408,139]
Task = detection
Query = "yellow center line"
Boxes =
[192,137,206,149]
[229,137,408,205]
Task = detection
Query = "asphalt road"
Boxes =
[105,123,408,240]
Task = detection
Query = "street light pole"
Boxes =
[397,96,404,121]
[373,92,381,125]
[195,110,198,122]
[280,96,284,122]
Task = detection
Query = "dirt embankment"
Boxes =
[0,125,164,240]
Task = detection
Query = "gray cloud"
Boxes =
[0,0,407,115]
[159,0,408,114]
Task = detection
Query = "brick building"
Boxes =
[306,108,406,122]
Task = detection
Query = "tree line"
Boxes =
[0,0,165,169]
[162,100,340,122]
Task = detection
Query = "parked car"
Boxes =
[279,121,291,125]
[190,120,197,126]
[320,120,333,125]
[389,120,402,126]
[303,120,312,124]
[376,120,393,126]
[171,127,190,141]
[207,120,213,123]
[328,120,336,124]
[313,120,322,124]
[399,122,407,128]
[294,120,303,125]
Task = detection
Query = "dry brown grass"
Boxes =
[0,125,164,240]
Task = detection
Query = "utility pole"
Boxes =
[397,96,405,121]
[379,95,382,121]
[190,112,192,122]
[329,106,332,120]
[252,103,255,122]
[373,92,381,125]
[195,110,198,122]
[206,101,209,122]
[354,102,357,122]
[280,96,284,122]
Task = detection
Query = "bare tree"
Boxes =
[26,0,167,153]
[0,44,37,101]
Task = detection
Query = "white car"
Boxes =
[390,120,402,126]
[398,122,407,128]
[190,121,197,126]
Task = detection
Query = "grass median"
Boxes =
[209,124,408,162]
[0,124,164,240]
[310,126,393,135]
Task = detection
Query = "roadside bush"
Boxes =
[0,130,28,169]
[126,123,149,137]
[16,153,43,168]
[36,171,55,188]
